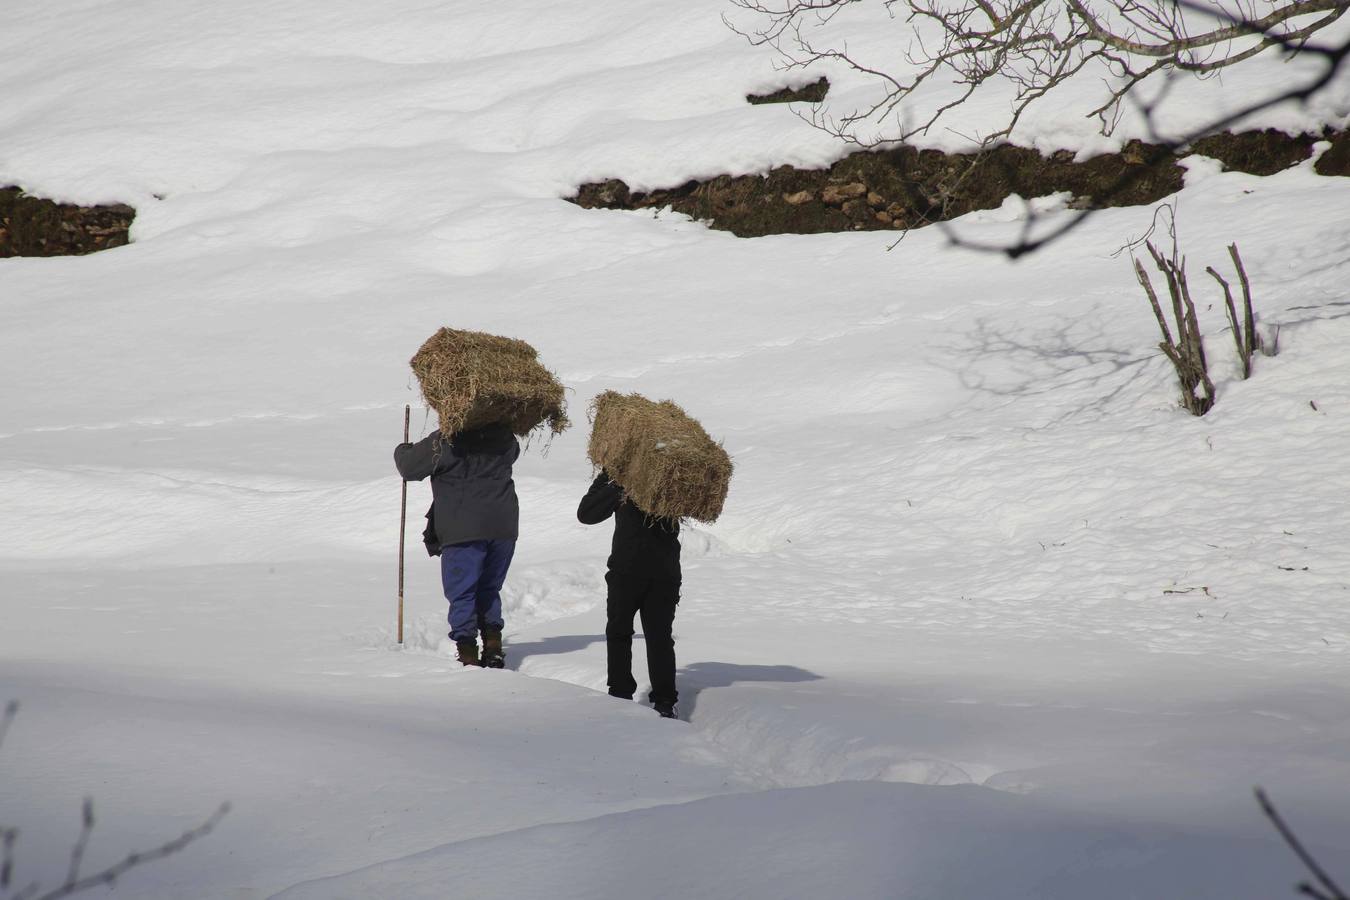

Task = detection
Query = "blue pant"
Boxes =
[441,539,516,642]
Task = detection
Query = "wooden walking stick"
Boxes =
[397,404,410,644]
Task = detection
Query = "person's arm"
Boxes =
[577,470,623,524]
[394,431,456,481]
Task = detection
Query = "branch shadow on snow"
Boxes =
[1282,299,1350,325]
[938,316,1155,424]
[677,662,823,719]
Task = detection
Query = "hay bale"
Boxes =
[410,328,568,437]
[587,391,732,523]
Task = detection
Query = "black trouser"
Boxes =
[605,571,680,706]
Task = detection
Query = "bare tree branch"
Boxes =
[727,0,1350,255]
[1067,0,1345,59]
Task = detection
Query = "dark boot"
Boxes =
[481,630,505,669]
[455,639,480,667]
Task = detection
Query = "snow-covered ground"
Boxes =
[2,2,1349,897]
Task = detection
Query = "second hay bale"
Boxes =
[587,391,732,523]
[410,328,568,437]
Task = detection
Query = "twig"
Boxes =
[1229,243,1258,358]
[1206,264,1251,378]
[1135,258,1173,345]
[1205,241,1260,379]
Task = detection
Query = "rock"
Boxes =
[1314,130,1350,177]
[591,179,631,207]
[821,182,866,204]
[841,198,869,219]
[782,190,814,205]
[866,191,886,208]
[875,211,893,224]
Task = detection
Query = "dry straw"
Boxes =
[410,328,569,437]
[588,391,732,523]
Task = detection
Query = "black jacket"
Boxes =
[577,470,681,582]
[395,425,520,547]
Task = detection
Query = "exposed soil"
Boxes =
[0,187,135,258]
[747,77,829,105]
[4,125,1342,253]
[1313,128,1350,177]
[1189,129,1321,177]
[571,127,1348,238]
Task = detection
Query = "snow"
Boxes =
[2,1,1349,898]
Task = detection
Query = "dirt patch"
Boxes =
[571,128,1346,238]
[1314,129,1350,177]
[747,77,829,105]
[1189,129,1319,176]
[0,187,135,257]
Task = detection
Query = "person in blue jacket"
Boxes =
[577,470,681,719]
[395,423,519,667]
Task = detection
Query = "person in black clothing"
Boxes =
[394,423,520,668]
[577,470,682,719]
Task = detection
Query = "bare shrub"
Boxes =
[1135,240,1216,415]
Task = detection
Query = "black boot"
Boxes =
[455,639,480,667]
[481,630,505,669]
